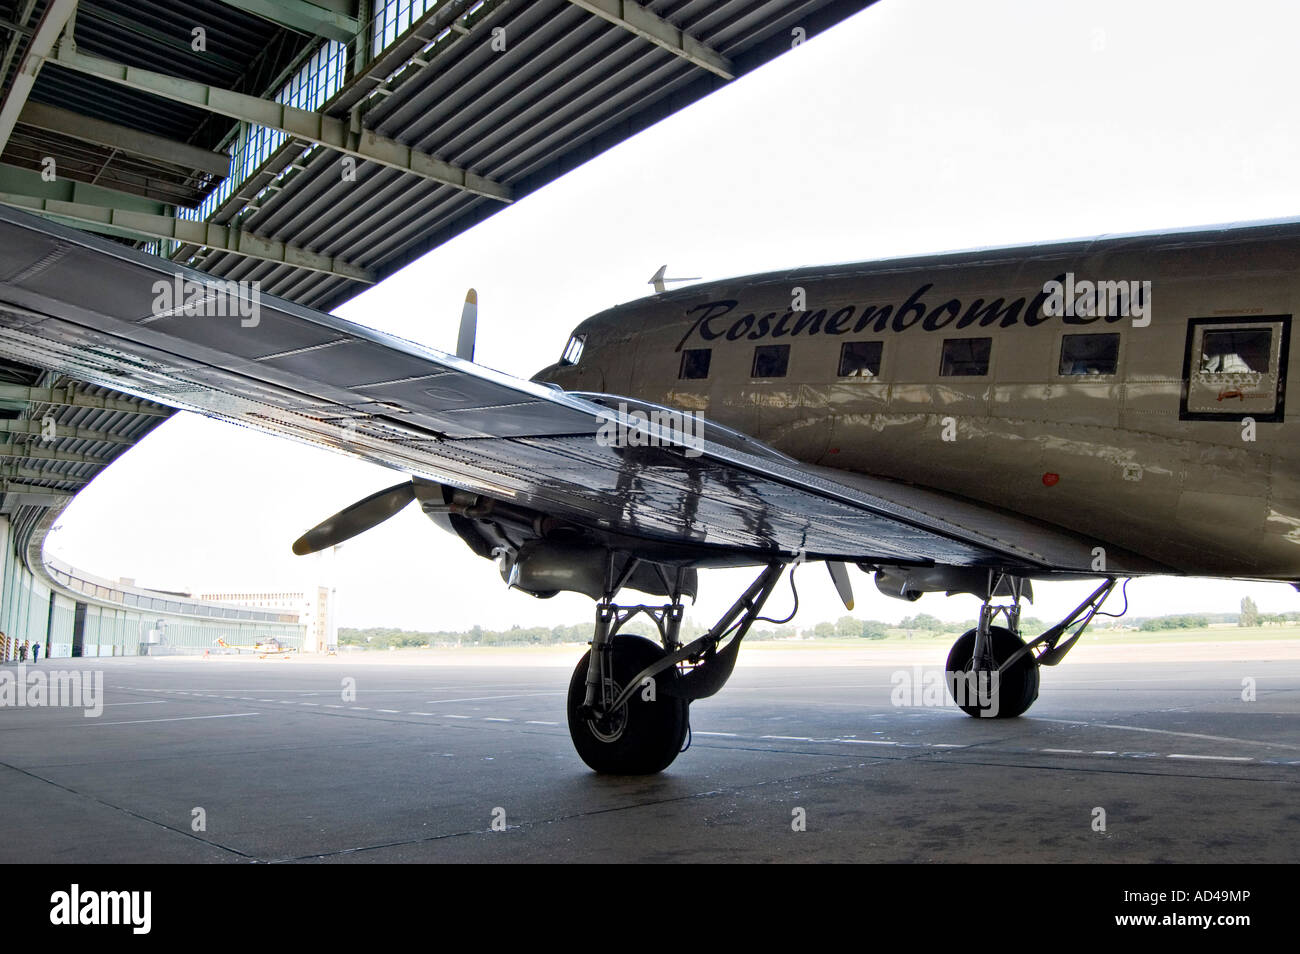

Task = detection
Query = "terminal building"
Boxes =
[0,0,872,659]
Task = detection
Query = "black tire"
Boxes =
[567,635,689,774]
[945,626,1039,718]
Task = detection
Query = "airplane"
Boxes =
[215,637,297,659]
[0,206,1296,774]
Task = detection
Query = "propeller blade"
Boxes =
[292,482,416,555]
[827,561,854,611]
[456,288,477,361]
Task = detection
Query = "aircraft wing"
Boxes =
[0,207,1139,573]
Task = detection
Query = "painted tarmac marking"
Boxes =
[1035,717,1300,751]
[835,739,897,746]
[102,701,167,707]
[422,692,564,705]
[81,713,261,727]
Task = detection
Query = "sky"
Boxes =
[43,0,1300,633]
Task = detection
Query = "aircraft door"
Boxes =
[1180,315,1290,422]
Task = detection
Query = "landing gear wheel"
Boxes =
[945,625,1040,718]
[567,635,689,774]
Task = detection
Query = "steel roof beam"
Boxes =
[0,485,74,504]
[0,419,140,445]
[17,103,232,177]
[214,0,360,45]
[49,45,513,202]
[0,0,79,153]
[0,461,90,485]
[0,191,376,282]
[0,442,109,466]
[0,383,171,416]
[567,1,734,80]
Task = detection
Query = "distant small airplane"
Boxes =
[648,264,700,294]
[215,637,296,659]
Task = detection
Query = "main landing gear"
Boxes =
[945,572,1119,718]
[567,560,785,774]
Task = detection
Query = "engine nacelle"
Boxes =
[418,481,697,601]
[869,565,1033,603]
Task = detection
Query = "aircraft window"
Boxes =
[1059,333,1120,375]
[1200,329,1272,373]
[679,348,711,380]
[838,341,882,377]
[752,344,789,378]
[560,334,586,366]
[940,337,991,376]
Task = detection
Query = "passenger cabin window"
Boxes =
[752,344,789,378]
[560,334,586,366]
[1200,329,1272,373]
[940,338,991,376]
[1059,333,1120,375]
[838,341,882,378]
[679,348,711,380]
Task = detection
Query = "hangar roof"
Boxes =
[0,0,877,311]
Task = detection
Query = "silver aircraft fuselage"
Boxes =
[538,219,1300,582]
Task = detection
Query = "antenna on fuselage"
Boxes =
[649,265,700,294]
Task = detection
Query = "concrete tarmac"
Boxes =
[1,645,1296,863]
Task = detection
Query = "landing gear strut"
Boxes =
[567,559,785,773]
[945,572,1119,718]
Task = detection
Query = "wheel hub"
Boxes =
[586,679,628,742]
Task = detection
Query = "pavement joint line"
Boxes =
[1168,753,1254,762]
[0,757,254,861]
[376,709,400,714]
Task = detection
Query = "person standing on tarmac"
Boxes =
[32,642,41,663]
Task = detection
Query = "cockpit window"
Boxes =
[560,334,586,366]
[1200,329,1271,373]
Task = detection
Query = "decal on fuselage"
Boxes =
[674,275,1137,351]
